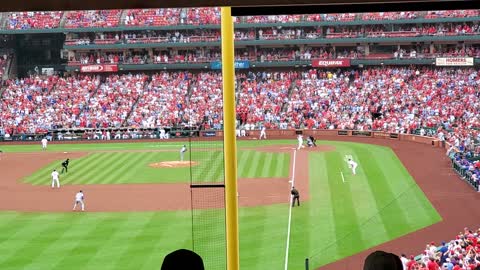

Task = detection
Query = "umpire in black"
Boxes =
[61,158,69,174]
[291,186,300,207]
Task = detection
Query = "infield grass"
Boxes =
[0,140,442,270]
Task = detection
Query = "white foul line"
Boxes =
[284,149,297,270]
[341,171,346,183]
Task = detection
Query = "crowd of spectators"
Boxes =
[127,72,191,128]
[400,227,480,270]
[1,67,480,162]
[4,9,480,30]
[0,76,60,134]
[80,74,148,128]
[64,10,122,29]
[6,11,63,30]
[124,9,181,27]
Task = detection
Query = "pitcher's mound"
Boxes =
[149,161,199,168]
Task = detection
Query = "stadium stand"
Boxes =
[6,11,63,29]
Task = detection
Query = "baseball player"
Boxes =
[72,190,85,211]
[259,126,267,140]
[61,158,70,174]
[291,186,300,207]
[180,145,187,162]
[348,158,358,175]
[51,169,60,188]
[41,137,48,151]
[297,135,304,150]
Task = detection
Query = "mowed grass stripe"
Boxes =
[26,153,101,185]
[49,214,130,270]
[337,146,390,248]
[354,147,412,238]
[273,152,286,178]
[118,152,159,184]
[191,151,218,182]
[137,212,193,270]
[254,153,267,177]
[109,212,189,270]
[305,153,340,266]
[325,151,364,259]
[238,151,254,177]
[81,154,125,184]
[240,205,287,270]
[59,153,108,185]
[204,152,224,182]
[0,214,64,267]
[102,153,149,184]
[86,152,136,185]
[245,151,262,178]
[261,153,273,177]
[78,214,136,270]
[97,213,158,270]
[289,153,336,269]
[211,152,225,182]
[4,214,81,269]
[378,147,441,225]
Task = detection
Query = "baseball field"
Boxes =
[0,139,443,270]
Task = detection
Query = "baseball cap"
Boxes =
[363,250,403,270]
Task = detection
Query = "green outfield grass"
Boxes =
[22,150,290,185]
[0,140,442,270]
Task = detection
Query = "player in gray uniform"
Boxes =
[180,145,187,162]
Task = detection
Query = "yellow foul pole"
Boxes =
[221,6,239,270]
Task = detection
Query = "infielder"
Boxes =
[348,158,358,175]
[180,145,187,162]
[41,137,48,151]
[297,134,304,150]
[73,190,85,211]
[51,169,60,188]
[259,126,267,140]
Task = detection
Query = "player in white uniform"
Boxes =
[180,145,187,162]
[259,126,267,140]
[297,135,304,150]
[41,138,48,151]
[73,190,85,211]
[51,169,60,188]
[348,159,358,175]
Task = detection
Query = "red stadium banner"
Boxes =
[80,64,118,73]
[312,59,350,67]
[435,57,474,66]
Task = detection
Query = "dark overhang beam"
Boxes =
[0,0,476,12]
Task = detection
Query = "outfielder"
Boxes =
[259,126,267,140]
[180,145,187,162]
[348,158,358,175]
[297,134,304,150]
[41,137,48,151]
[51,169,60,188]
[73,190,85,211]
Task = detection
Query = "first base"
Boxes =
[64,152,68,154]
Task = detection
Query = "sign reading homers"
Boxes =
[210,60,250,70]
[435,57,474,66]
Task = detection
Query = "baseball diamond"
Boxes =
[0,136,476,270]
[2,6,480,270]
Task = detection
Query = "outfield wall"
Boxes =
[0,129,444,148]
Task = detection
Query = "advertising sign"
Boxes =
[435,57,474,66]
[312,59,351,67]
[80,64,118,73]
[210,60,250,70]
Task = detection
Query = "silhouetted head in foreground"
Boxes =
[161,249,204,270]
[363,250,403,270]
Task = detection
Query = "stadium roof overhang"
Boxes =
[1,0,477,14]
